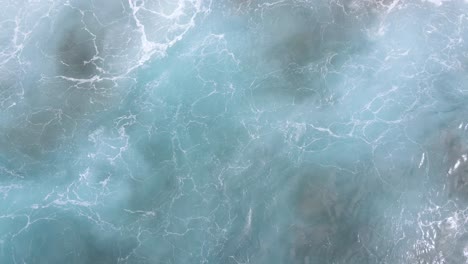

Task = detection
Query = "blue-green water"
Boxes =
[1,0,468,263]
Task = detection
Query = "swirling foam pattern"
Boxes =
[1,0,468,263]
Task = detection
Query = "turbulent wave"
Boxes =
[1,0,468,263]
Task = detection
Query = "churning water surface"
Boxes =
[1,0,468,263]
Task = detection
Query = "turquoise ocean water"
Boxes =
[1,0,468,263]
